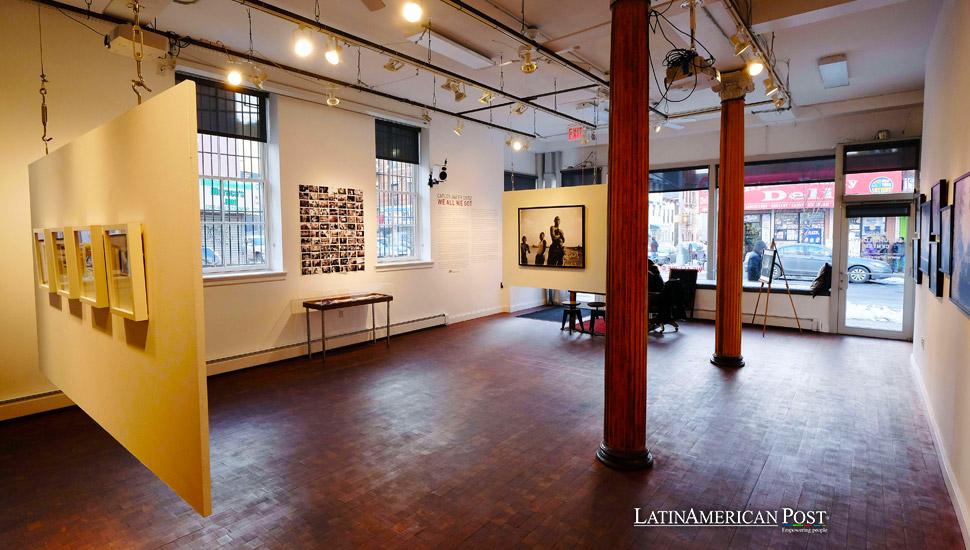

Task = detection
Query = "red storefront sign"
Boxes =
[697,171,903,212]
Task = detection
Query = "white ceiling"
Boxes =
[55,0,943,147]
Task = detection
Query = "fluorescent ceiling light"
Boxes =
[818,54,849,88]
[407,29,493,70]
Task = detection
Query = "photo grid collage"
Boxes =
[299,185,365,275]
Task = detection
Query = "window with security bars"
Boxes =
[375,120,421,261]
[184,75,270,272]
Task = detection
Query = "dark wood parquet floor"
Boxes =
[0,312,964,549]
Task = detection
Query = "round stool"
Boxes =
[560,301,585,334]
[587,301,606,336]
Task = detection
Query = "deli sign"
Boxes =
[699,182,834,212]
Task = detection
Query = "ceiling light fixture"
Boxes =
[521,51,537,74]
[747,59,764,76]
[422,109,432,122]
[478,90,496,103]
[512,103,528,115]
[730,28,750,56]
[326,87,340,106]
[294,25,313,57]
[655,124,662,133]
[512,139,522,151]
[325,36,341,65]
[818,54,849,89]
[453,119,463,136]
[251,65,267,89]
[383,58,404,71]
[521,139,531,151]
[403,2,422,23]
[453,83,467,102]
[773,95,786,109]
[764,76,779,97]
[227,69,243,86]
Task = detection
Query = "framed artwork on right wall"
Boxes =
[950,171,970,318]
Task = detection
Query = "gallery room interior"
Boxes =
[1,0,970,547]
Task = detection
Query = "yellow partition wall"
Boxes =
[27,82,211,516]
[502,185,608,294]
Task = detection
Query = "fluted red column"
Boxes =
[711,71,753,368]
[598,0,652,470]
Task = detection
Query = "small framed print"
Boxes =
[32,229,54,292]
[54,228,80,299]
[103,223,148,321]
[73,226,109,307]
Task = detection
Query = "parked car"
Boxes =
[679,241,707,264]
[650,243,677,265]
[202,246,221,267]
[774,243,893,283]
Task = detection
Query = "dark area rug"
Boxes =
[516,306,591,323]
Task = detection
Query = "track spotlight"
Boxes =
[453,119,463,136]
[730,28,750,56]
[521,52,537,74]
[422,109,432,122]
[747,59,764,76]
[512,103,528,115]
[512,139,522,151]
[326,87,339,106]
[294,26,313,57]
[383,58,405,71]
[764,76,780,97]
[453,83,467,102]
[521,139,531,151]
[773,95,786,109]
[478,90,496,103]
[227,69,242,86]
[403,2,422,23]
[325,36,341,65]
[441,78,458,91]
[505,134,523,150]
[655,124,662,133]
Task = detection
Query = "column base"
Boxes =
[711,354,745,368]
[596,443,654,470]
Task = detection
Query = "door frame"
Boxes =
[831,142,917,340]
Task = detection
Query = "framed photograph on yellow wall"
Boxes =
[32,229,55,292]
[54,227,82,299]
[103,223,148,321]
[73,226,109,307]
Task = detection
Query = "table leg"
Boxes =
[386,301,391,348]
[321,310,326,364]
[305,307,311,359]
[372,303,376,344]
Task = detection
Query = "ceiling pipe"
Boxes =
[437,0,609,87]
[229,0,595,128]
[29,0,536,138]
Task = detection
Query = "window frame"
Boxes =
[376,157,421,263]
[375,119,423,264]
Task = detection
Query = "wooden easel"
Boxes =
[751,239,802,336]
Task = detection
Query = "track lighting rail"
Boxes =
[233,0,594,128]
[29,0,536,138]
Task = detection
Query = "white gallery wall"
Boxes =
[0,1,173,417]
[913,0,970,541]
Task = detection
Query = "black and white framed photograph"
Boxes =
[941,205,953,275]
[517,205,585,268]
[950,171,970,318]
[912,237,922,284]
[929,242,943,297]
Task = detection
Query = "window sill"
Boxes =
[374,260,434,272]
[694,281,829,297]
[203,270,287,287]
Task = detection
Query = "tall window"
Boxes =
[183,75,269,272]
[375,120,421,261]
[647,167,710,280]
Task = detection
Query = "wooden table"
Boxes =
[303,293,393,363]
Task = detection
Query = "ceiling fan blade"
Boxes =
[360,0,386,11]
[663,122,685,130]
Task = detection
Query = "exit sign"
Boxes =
[567,127,583,140]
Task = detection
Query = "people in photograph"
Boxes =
[520,236,530,265]
[650,236,659,259]
[745,240,767,281]
[548,216,565,266]
[891,237,906,272]
[535,232,547,266]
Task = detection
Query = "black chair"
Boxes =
[561,301,585,334]
[587,301,606,336]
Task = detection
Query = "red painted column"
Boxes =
[711,71,753,368]
[598,0,653,470]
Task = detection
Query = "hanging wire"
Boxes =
[37,7,53,154]
[84,0,92,19]
[130,1,152,104]
[313,0,320,22]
